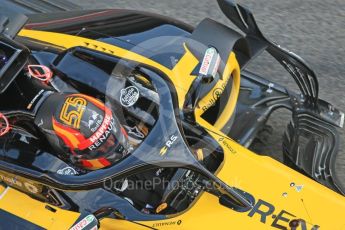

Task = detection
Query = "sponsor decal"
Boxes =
[19,136,29,144]
[247,199,320,229]
[124,125,145,139]
[82,110,103,132]
[202,81,228,112]
[155,168,164,176]
[73,106,115,151]
[70,214,97,230]
[213,87,223,99]
[24,182,39,194]
[27,89,45,110]
[60,96,87,129]
[152,220,182,228]
[266,83,275,93]
[218,137,237,154]
[160,146,168,156]
[159,134,178,156]
[37,119,44,127]
[57,167,78,176]
[200,47,218,76]
[87,114,115,151]
[0,172,40,194]
[120,86,140,107]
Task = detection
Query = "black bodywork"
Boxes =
[0,0,343,224]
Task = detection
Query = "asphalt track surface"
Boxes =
[73,1,345,188]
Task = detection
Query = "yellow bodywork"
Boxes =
[0,29,344,229]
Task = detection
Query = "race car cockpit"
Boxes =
[1,1,345,229]
[0,6,257,221]
[0,33,239,216]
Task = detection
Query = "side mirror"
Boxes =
[184,46,221,117]
[199,46,221,82]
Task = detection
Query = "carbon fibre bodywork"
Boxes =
[1,0,344,200]
[0,0,344,229]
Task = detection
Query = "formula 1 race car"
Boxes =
[0,0,344,229]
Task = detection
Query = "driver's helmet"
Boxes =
[36,93,129,170]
